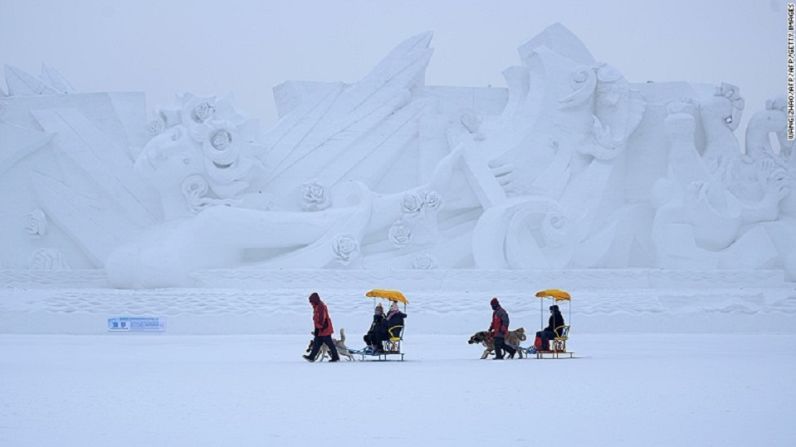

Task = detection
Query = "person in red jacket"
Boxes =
[303,292,340,362]
[489,297,516,360]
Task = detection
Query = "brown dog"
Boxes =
[305,328,356,361]
[468,327,526,359]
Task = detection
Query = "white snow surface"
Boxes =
[1,270,795,446]
[1,333,794,447]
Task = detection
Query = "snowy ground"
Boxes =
[1,333,795,447]
[1,270,795,446]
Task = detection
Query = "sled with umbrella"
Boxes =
[524,288,574,359]
[351,289,408,361]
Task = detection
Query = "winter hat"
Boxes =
[549,304,559,312]
[490,297,499,308]
[308,292,321,305]
[375,304,384,314]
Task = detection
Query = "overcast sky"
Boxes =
[0,0,787,132]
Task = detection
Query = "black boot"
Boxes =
[305,336,322,361]
[493,338,505,359]
[324,336,340,362]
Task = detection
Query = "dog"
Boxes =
[468,327,526,359]
[305,328,356,361]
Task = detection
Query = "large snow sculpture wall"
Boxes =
[1,24,794,287]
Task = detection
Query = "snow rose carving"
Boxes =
[423,190,442,210]
[412,253,437,270]
[146,117,165,136]
[401,193,423,214]
[332,234,359,264]
[24,209,47,238]
[191,101,216,123]
[301,182,330,211]
[388,221,412,247]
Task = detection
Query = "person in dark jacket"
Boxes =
[489,297,516,359]
[535,304,565,351]
[363,304,386,353]
[383,301,407,341]
[303,292,340,362]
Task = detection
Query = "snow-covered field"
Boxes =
[1,333,794,447]
[1,270,795,446]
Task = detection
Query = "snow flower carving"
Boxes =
[388,221,412,247]
[191,101,216,123]
[332,234,359,264]
[423,190,442,210]
[301,181,330,211]
[145,117,165,136]
[412,253,437,270]
[24,208,47,238]
[401,193,423,214]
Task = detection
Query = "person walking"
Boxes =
[489,297,516,360]
[303,292,340,362]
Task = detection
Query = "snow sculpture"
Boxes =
[135,93,264,219]
[651,93,792,273]
[1,23,794,286]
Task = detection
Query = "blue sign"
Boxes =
[107,317,166,332]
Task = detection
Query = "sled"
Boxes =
[522,325,573,358]
[520,289,575,359]
[351,289,408,361]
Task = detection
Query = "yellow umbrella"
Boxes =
[365,289,409,305]
[535,289,571,301]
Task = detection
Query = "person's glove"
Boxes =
[313,328,319,337]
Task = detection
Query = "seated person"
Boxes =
[363,304,386,353]
[383,301,407,345]
[533,304,565,352]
